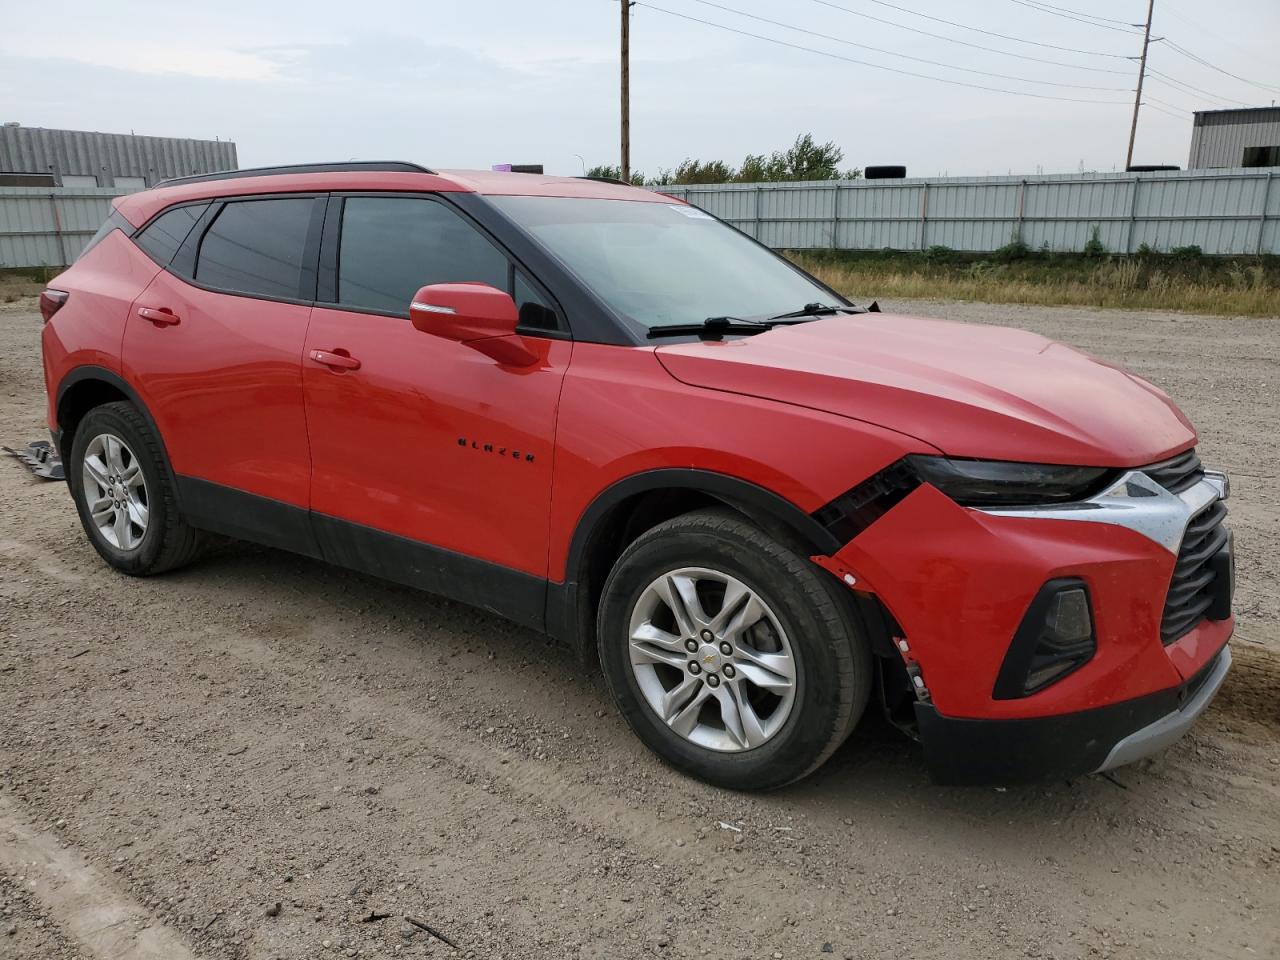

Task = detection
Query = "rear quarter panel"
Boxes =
[42,229,162,428]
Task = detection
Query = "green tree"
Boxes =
[670,159,735,184]
[735,152,788,183]
[780,133,845,181]
[588,133,861,186]
[583,165,649,186]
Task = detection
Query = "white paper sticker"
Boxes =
[666,204,713,219]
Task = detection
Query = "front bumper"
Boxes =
[916,644,1231,784]
[821,460,1233,782]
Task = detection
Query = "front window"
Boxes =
[487,196,844,333]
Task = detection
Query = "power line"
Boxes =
[634,2,1131,104]
[778,0,1135,74]
[1148,69,1252,108]
[1005,0,1142,34]
[812,0,1135,58]
[1160,40,1280,97]
[682,0,1129,90]
[1007,0,1137,27]
[1161,1,1280,79]
[1143,93,1193,116]
[1143,101,1189,121]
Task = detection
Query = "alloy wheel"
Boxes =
[628,566,797,752]
[82,433,149,551]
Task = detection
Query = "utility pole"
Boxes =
[621,0,631,183]
[1126,0,1155,171]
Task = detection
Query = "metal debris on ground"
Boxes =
[404,916,458,949]
[3,441,65,480]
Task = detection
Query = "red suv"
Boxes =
[40,162,1234,789]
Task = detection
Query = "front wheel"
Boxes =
[598,508,872,791]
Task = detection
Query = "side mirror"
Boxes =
[409,282,539,366]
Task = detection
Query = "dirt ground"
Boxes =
[1,296,1278,960]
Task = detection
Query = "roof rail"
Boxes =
[577,175,631,186]
[156,161,436,187]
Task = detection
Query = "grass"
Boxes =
[0,267,57,303]
[0,278,44,303]
[789,248,1280,318]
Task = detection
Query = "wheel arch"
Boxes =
[547,469,844,660]
[55,366,175,489]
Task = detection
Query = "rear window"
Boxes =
[195,198,314,299]
[76,210,133,262]
[134,203,209,266]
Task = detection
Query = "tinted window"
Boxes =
[489,196,843,333]
[134,204,208,266]
[338,198,509,315]
[77,210,134,262]
[196,198,314,298]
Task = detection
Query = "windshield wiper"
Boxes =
[647,316,773,341]
[766,302,861,321]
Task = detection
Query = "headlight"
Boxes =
[907,456,1115,507]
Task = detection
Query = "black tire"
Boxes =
[67,401,204,576]
[597,508,872,791]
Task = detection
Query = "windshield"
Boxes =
[487,196,846,332]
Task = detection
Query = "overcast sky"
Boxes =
[3,0,1277,178]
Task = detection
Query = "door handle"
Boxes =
[309,349,361,372]
[137,306,181,326]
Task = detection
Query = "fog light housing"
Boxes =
[993,579,1096,699]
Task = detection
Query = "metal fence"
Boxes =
[4,168,1280,269]
[0,187,126,268]
[656,168,1280,256]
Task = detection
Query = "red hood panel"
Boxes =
[655,313,1195,465]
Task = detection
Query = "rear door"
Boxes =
[301,194,571,623]
[122,194,324,547]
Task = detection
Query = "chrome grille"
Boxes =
[1161,500,1229,645]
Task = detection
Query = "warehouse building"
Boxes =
[1188,107,1280,170]
[0,123,237,191]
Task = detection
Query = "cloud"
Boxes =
[0,36,283,81]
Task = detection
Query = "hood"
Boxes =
[655,313,1195,466]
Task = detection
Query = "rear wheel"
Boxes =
[68,401,204,575]
[598,508,872,790]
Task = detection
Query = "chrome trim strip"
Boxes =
[410,301,456,314]
[1095,645,1232,773]
[979,468,1228,555]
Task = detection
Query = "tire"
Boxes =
[597,508,872,791]
[67,401,204,576]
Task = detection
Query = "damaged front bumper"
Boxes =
[914,643,1231,785]
[815,465,1234,785]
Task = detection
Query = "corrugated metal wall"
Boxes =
[658,168,1280,256]
[0,125,237,189]
[0,187,125,267]
[1189,109,1280,169]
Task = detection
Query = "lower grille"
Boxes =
[1161,500,1230,645]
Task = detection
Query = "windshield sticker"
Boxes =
[666,204,714,220]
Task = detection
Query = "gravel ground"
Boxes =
[1,297,1278,960]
